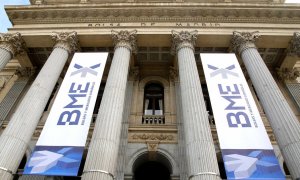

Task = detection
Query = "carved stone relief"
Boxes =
[0,76,12,90]
[129,133,177,143]
[277,67,300,81]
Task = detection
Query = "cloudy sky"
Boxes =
[0,0,30,33]
[1,0,300,32]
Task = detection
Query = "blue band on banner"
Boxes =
[222,149,285,179]
[24,146,84,176]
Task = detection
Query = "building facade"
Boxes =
[0,0,300,179]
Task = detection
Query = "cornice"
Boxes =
[6,3,300,25]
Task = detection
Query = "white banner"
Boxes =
[201,53,284,179]
[24,53,108,176]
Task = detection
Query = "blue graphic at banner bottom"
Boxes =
[24,146,84,176]
[222,149,285,179]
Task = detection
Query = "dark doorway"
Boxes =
[134,161,171,180]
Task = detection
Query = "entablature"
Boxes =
[6,3,300,25]
[5,3,300,49]
[29,0,285,5]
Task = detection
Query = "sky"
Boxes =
[0,0,300,32]
[0,0,30,33]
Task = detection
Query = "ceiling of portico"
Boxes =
[7,2,295,74]
[27,46,286,78]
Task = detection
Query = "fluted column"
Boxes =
[82,30,137,180]
[0,32,78,180]
[231,31,300,179]
[172,30,220,180]
[0,33,25,71]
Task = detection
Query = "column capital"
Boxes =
[171,30,197,53]
[287,32,300,57]
[51,31,79,54]
[111,30,137,52]
[0,32,26,57]
[277,67,300,81]
[231,31,260,55]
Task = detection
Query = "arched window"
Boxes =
[144,83,164,115]
[143,83,164,124]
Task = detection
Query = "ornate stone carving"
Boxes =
[0,32,25,57]
[287,32,300,57]
[231,31,260,55]
[277,68,300,81]
[51,31,79,54]
[111,30,137,52]
[0,76,10,90]
[171,30,197,54]
[16,67,36,77]
[129,66,139,81]
[147,141,159,160]
[147,141,159,152]
[131,133,174,141]
[169,66,178,81]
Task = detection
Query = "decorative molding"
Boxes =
[130,133,175,143]
[231,31,260,55]
[287,32,300,57]
[111,30,137,52]
[277,67,300,81]
[7,5,300,25]
[0,33,26,57]
[51,31,79,54]
[171,30,197,54]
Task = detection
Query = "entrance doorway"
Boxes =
[133,152,172,180]
[134,161,170,180]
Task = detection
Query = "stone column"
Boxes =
[82,30,137,180]
[0,33,25,71]
[0,32,78,179]
[171,30,220,180]
[231,31,300,179]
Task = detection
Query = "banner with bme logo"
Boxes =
[24,53,108,176]
[201,53,285,179]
